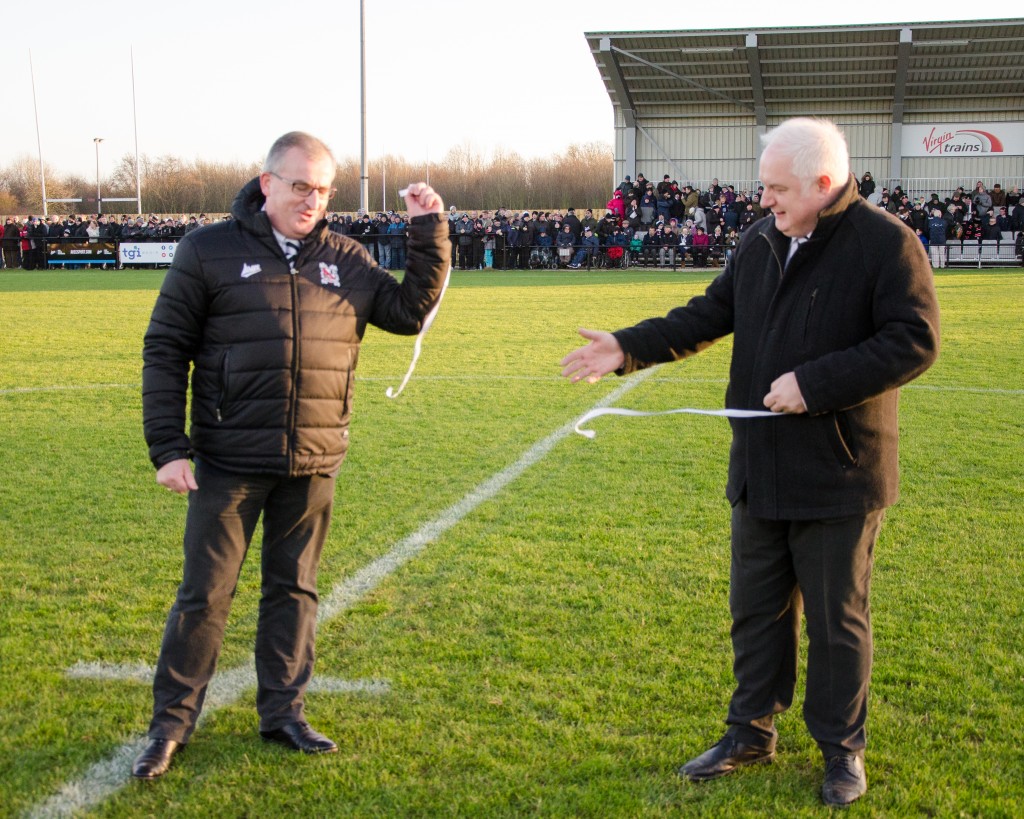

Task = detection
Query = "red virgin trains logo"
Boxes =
[922,127,1005,155]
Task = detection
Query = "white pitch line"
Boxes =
[27,367,658,819]
[66,661,154,685]
[65,661,391,697]
[316,367,660,624]
[0,383,139,396]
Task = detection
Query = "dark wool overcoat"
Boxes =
[613,175,940,520]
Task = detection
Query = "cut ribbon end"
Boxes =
[384,266,452,400]
[571,404,778,440]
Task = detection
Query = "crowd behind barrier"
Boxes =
[2,172,1023,271]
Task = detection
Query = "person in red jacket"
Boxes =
[605,189,625,220]
[690,225,711,267]
[561,117,939,808]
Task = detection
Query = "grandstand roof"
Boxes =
[585,19,1024,124]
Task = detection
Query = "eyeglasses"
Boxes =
[269,171,336,199]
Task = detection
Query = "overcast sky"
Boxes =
[0,2,1006,181]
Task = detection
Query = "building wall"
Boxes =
[614,114,1023,194]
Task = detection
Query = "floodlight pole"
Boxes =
[29,51,48,217]
[358,0,369,213]
[131,47,143,214]
[94,138,104,214]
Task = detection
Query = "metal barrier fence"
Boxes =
[4,235,1020,272]
[0,237,179,270]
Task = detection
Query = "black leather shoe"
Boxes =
[678,733,776,781]
[131,738,182,779]
[260,720,338,754]
[822,753,867,807]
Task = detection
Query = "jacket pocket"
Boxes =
[826,411,858,469]
[215,347,232,422]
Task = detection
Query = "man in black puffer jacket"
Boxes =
[134,132,449,780]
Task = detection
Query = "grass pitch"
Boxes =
[1,267,1022,817]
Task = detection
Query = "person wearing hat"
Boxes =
[568,225,599,268]
[858,172,875,200]
[618,175,634,200]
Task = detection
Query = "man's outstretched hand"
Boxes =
[560,328,625,384]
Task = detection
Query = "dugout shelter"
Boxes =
[586,19,1024,194]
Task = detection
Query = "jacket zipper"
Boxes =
[286,263,300,475]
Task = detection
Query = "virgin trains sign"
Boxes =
[902,123,1024,157]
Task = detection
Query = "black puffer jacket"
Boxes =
[613,175,940,520]
[142,178,449,476]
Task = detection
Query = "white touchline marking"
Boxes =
[28,367,659,819]
[65,661,391,696]
[903,384,1024,395]
[0,383,139,395]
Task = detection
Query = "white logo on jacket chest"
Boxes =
[240,263,262,278]
[319,262,340,287]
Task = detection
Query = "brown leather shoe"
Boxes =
[131,738,182,779]
[679,733,776,781]
[260,720,338,754]
[822,753,867,807]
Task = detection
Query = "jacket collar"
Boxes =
[762,173,860,264]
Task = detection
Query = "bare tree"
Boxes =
[1,142,613,216]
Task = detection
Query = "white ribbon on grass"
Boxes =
[574,405,778,439]
[386,264,452,399]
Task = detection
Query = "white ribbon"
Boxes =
[386,265,452,399]
[574,405,778,439]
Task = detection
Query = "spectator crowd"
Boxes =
[2,173,1022,271]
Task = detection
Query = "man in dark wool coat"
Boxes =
[561,117,939,807]
[134,131,449,779]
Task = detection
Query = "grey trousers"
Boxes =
[725,499,884,758]
[149,459,335,742]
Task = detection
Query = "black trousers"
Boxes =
[725,500,883,758]
[149,460,336,742]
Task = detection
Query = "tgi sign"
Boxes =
[119,243,177,265]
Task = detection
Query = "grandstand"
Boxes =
[587,19,1024,194]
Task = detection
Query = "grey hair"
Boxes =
[263,131,336,173]
[760,118,850,189]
